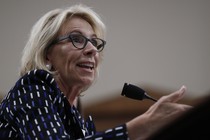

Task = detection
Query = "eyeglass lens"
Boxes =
[70,34,105,51]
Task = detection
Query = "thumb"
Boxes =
[161,85,186,103]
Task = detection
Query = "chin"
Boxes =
[82,79,94,90]
[81,84,91,93]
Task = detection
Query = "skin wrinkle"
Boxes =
[47,17,99,105]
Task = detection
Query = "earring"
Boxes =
[46,64,52,70]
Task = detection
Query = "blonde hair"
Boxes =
[20,4,106,76]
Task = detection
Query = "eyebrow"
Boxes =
[69,30,82,35]
[68,30,97,38]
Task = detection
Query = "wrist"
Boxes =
[126,114,150,140]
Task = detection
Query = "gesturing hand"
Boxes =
[126,86,192,140]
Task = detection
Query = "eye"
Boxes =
[97,44,103,50]
[90,39,98,46]
[70,34,85,44]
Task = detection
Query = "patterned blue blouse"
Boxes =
[0,69,128,139]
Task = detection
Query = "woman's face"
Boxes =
[47,17,100,92]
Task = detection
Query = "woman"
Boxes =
[0,4,191,140]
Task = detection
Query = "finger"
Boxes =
[160,85,186,103]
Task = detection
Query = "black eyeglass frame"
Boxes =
[51,34,106,52]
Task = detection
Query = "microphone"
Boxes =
[121,83,157,102]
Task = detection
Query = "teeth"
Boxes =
[77,63,94,69]
[80,64,93,67]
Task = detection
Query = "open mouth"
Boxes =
[77,63,94,70]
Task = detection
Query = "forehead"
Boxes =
[59,16,95,36]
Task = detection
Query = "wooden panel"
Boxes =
[82,86,200,131]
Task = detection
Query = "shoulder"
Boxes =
[13,69,57,91]
[1,69,60,104]
[21,69,55,85]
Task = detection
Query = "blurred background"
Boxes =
[0,0,210,130]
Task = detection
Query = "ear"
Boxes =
[46,47,52,62]
[45,54,52,70]
[44,51,53,71]
[45,53,50,63]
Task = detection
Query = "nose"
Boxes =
[83,41,97,56]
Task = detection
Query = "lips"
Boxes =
[77,62,94,70]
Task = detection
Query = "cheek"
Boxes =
[95,54,100,69]
[49,45,73,67]
[58,45,76,59]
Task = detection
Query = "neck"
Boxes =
[55,76,82,106]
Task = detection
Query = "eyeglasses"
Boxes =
[52,34,106,52]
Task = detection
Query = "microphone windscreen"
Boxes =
[121,83,146,100]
